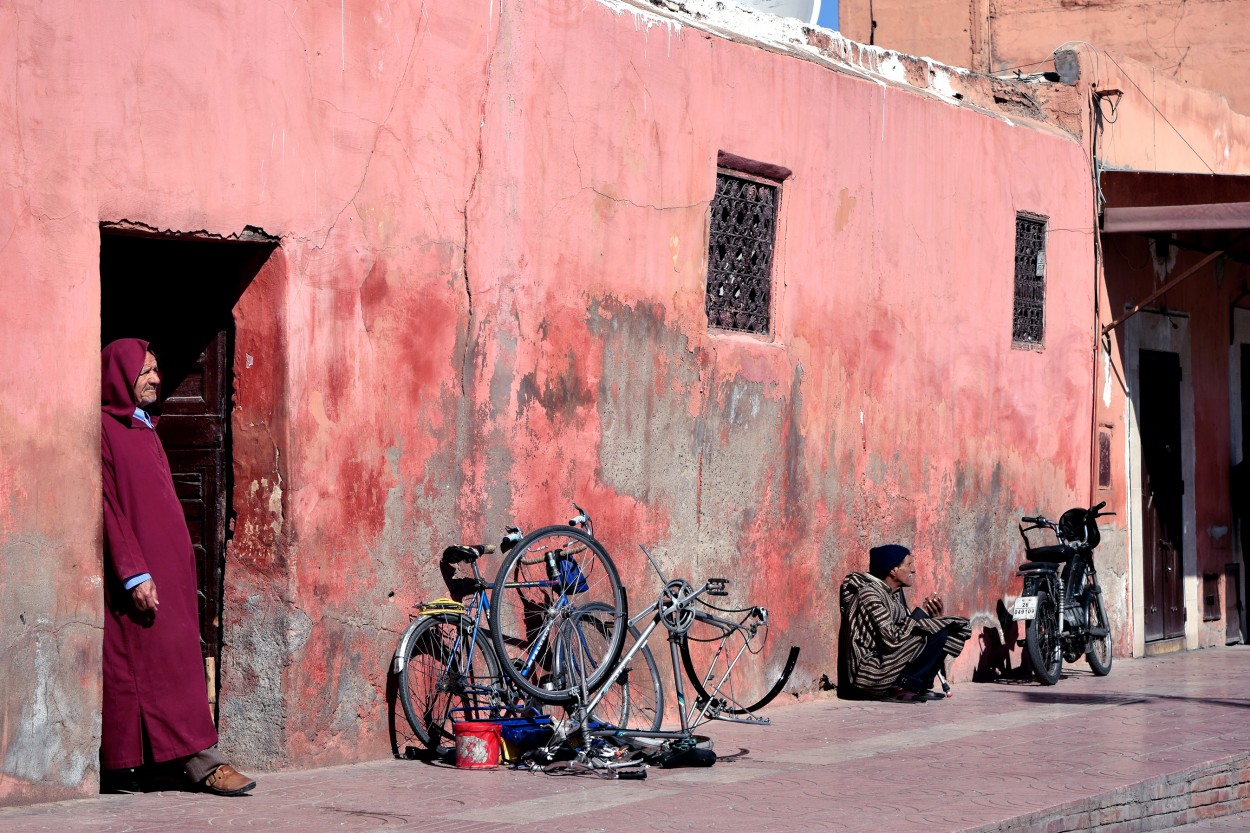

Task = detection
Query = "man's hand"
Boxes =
[922,592,944,617]
[131,579,159,614]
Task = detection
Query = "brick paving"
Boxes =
[4,646,1250,832]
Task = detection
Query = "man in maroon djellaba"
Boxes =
[100,338,256,795]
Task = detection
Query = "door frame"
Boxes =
[1228,308,1250,643]
[1125,310,1199,655]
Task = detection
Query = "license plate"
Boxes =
[1012,596,1038,621]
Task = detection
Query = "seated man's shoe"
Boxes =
[202,764,256,796]
[883,686,926,703]
[913,689,946,701]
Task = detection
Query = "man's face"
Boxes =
[890,554,916,588]
[132,351,160,409]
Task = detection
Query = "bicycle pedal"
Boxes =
[707,577,730,597]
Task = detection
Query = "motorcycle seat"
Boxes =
[1023,544,1076,564]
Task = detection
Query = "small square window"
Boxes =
[706,170,779,335]
[1098,425,1113,489]
[1012,213,1047,347]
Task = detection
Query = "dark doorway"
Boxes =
[1139,349,1186,641]
[99,226,276,720]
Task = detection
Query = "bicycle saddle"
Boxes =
[441,544,494,564]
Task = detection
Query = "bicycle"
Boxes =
[392,531,524,756]
[487,506,629,704]
[394,521,662,756]
[489,523,799,773]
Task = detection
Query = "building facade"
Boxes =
[0,0,1108,805]
[837,0,1250,116]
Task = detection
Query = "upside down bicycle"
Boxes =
[487,510,800,773]
[392,513,663,757]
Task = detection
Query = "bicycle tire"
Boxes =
[679,609,799,715]
[1025,591,1062,685]
[572,602,663,732]
[1084,584,1113,676]
[489,525,627,703]
[396,612,502,754]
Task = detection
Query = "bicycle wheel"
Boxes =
[1025,591,1062,685]
[489,525,626,702]
[396,612,502,754]
[1084,586,1113,676]
[570,603,663,732]
[679,605,799,717]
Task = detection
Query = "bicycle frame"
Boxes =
[568,577,792,745]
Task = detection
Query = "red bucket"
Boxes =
[453,721,502,769]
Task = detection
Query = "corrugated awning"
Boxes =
[1101,170,1250,233]
[1099,171,1250,335]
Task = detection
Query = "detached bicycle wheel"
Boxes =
[396,613,502,755]
[489,525,626,702]
[1025,591,1062,685]
[573,602,663,732]
[679,605,799,717]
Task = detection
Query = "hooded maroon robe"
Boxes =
[100,338,218,769]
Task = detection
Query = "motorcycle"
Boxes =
[1012,501,1115,685]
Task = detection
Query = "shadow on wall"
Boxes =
[972,600,1033,682]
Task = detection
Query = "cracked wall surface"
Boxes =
[3,0,1100,800]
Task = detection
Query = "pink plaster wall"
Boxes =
[1077,47,1250,175]
[1,0,1098,800]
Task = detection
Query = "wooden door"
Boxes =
[1139,349,1186,641]
[154,331,231,714]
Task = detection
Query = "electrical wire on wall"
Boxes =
[1104,52,1216,176]
[1089,76,1111,506]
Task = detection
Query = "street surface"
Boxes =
[4,647,1250,832]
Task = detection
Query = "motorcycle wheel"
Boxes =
[1025,590,1062,685]
[1084,591,1113,677]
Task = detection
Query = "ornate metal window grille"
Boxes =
[706,172,778,335]
[1012,214,1047,346]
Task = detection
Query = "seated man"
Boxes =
[838,544,971,702]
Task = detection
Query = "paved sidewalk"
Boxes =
[4,647,1250,833]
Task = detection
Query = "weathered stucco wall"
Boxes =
[0,218,103,804]
[1,0,1098,802]
[1069,46,1250,654]
[838,0,1250,117]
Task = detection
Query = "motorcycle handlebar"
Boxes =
[1021,516,1045,524]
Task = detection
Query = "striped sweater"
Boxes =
[839,571,971,696]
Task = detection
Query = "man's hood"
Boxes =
[839,571,875,612]
[101,338,154,423]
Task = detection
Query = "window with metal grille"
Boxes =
[1098,425,1113,489]
[1012,213,1047,347]
[706,171,779,335]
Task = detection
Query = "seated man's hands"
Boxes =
[922,592,944,617]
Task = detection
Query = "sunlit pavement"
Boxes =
[5,646,1250,832]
